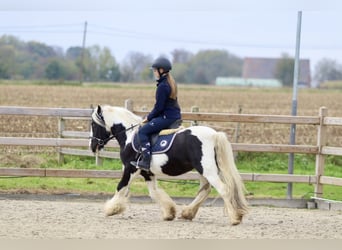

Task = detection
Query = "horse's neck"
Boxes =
[125,127,138,146]
[103,106,141,147]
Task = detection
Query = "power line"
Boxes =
[88,23,342,50]
[1,22,342,51]
[0,23,84,29]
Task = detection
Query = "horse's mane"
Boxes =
[101,105,142,129]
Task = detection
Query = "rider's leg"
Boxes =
[130,117,176,171]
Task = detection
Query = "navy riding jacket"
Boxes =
[147,76,181,121]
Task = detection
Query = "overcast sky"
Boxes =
[1,0,342,74]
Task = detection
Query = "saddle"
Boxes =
[132,119,183,154]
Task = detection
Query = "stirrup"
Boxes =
[130,157,150,172]
[136,165,150,172]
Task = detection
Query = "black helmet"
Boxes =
[151,57,172,71]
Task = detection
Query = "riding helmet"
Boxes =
[151,57,172,71]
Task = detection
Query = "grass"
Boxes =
[1,153,341,201]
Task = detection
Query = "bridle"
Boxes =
[90,121,141,146]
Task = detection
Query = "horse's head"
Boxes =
[89,105,111,153]
[89,105,142,153]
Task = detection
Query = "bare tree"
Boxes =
[314,58,342,84]
[120,52,153,82]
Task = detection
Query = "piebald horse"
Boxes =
[89,105,248,225]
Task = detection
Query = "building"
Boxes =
[242,57,311,87]
[215,77,282,87]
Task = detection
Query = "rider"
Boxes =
[130,56,181,171]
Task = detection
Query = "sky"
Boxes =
[1,0,342,80]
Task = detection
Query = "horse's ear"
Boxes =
[97,105,102,114]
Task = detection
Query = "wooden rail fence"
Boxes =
[0,100,342,199]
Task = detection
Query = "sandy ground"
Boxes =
[0,197,341,239]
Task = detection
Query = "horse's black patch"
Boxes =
[111,123,127,148]
[90,121,110,152]
[160,129,203,176]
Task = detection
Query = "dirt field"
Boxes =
[0,196,341,239]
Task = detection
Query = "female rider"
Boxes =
[130,57,181,171]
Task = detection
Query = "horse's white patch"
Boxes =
[102,106,142,131]
[187,126,218,176]
[150,154,169,175]
[89,129,93,147]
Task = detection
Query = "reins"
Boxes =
[90,122,141,146]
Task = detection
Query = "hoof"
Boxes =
[180,209,195,221]
[230,215,243,226]
[231,220,241,226]
[104,201,126,216]
[162,206,176,221]
[163,214,176,221]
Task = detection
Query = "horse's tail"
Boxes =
[214,132,249,216]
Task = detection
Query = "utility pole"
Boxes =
[287,11,302,199]
[79,21,87,83]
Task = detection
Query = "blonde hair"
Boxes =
[167,73,177,100]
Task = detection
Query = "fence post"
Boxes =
[95,152,103,166]
[125,99,133,111]
[57,117,65,164]
[89,104,103,166]
[89,104,101,166]
[233,105,242,160]
[314,106,328,198]
[191,106,199,126]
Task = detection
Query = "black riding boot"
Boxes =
[130,143,151,171]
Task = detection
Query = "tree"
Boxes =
[314,58,342,84]
[275,54,294,87]
[172,63,189,83]
[0,45,15,79]
[66,46,83,60]
[187,50,242,84]
[45,60,64,80]
[26,41,56,58]
[81,45,121,82]
[120,52,153,82]
[98,47,120,81]
[170,49,193,83]
[0,35,25,50]
[171,49,193,64]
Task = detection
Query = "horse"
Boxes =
[89,105,249,225]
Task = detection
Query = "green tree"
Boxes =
[275,54,294,87]
[66,46,83,60]
[172,63,189,83]
[0,45,15,79]
[45,60,64,79]
[171,49,193,83]
[27,41,56,58]
[0,35,25,50]
[98,47,120,81]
